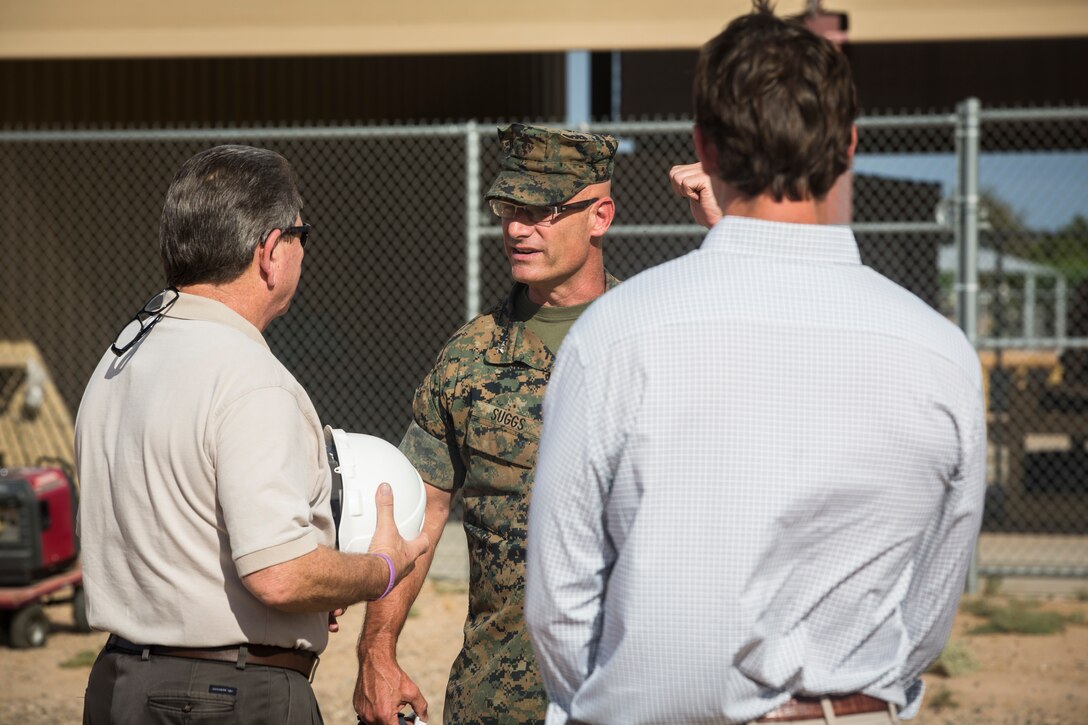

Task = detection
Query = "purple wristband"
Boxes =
[372,553,396,601]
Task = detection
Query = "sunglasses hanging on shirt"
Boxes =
[111,287,180,356]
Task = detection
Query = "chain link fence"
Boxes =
[1,102,1085,585]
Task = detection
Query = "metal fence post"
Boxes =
[955,98,981,348]
[956,97,982,594]
[566,50,591,128]
[465,121,481,322]
[1055,276,1068,342]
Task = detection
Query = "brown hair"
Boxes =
[693,0,858,201]
[160,145,303,287]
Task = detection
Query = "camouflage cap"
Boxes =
[485,123,618,206]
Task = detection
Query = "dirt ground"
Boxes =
[1,583,1086,725]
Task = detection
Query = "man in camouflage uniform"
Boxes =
[354,124,620,725]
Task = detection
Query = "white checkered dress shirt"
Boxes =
[526,216,986,724]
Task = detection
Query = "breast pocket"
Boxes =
[464,402,539,493]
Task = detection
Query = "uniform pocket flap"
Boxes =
[466,402,539,470]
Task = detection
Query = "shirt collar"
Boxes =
[487,271,621,369]
[701,215,862,266]
[165,292,269,350]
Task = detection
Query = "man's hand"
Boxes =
[669,162,723,229]
[355,651,429,725]
[355,483,449,725]
[368,482,430,588]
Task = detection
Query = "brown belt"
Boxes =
[107,635,319,680]
[757,694,890,722]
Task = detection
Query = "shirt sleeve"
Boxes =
[399,351,463,492]
[215,385,323,577]
[526,338,616,723]
[898,378,987,718]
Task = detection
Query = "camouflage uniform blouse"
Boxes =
[399,275,619,725]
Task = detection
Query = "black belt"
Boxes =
[107,635,319,681]
[757,694,891,722]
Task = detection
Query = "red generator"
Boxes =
[0,466,78,584]
[0,466,90,647]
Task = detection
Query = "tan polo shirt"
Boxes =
[75,293,334,651]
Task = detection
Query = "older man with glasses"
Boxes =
[76,144,429,725]
[354,124,620,725]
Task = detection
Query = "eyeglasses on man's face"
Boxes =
[111,287,180,356]
[280,223,312,248]
[489,198,598,227]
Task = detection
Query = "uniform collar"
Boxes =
[486,271,621,370]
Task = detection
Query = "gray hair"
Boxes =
[160,145,303,287]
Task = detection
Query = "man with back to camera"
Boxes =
[353,124,620,725]
[525,3,987,724]
[75,144,430,724]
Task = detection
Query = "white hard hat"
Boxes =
[323,426,426,553]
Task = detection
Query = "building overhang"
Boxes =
[2,0,1087,59]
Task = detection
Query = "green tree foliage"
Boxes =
[976,186,1088,285]
[1028,214,1088,285]
[979,189,1027,234]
